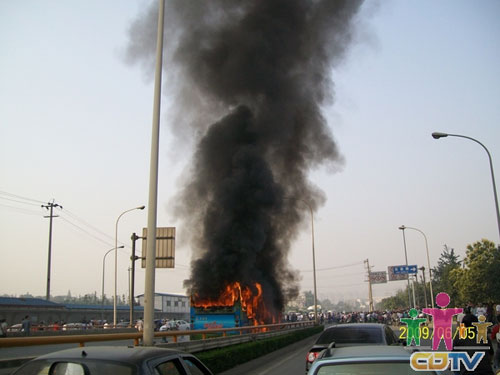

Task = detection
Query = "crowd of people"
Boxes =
[286,302,500,374]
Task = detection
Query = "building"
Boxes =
[137,293,190,320]
[0,297,145,326]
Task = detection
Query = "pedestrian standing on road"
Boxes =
[0,319,7,337]
[135,317,144,332]
[453,314,494,375]
[491,319,500,371]
[21,315,31,336]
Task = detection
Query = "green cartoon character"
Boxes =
[401,308,427,346]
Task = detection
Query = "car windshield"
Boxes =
[14,360,137,375]
[315,362,435,375]
[317,327,383,344]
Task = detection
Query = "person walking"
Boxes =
[21,315,31,336]
[0,319,8,337]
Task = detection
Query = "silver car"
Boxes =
[307,345,446,375]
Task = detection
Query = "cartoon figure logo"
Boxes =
[422,292,462,350]
[404,292,485,372]
[400,308,427,346]
[473,315,492,344]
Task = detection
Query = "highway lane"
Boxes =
[219,332,321,375]
[219,325,436,375]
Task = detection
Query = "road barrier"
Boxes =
[0,321,314,348]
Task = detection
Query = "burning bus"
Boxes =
[190,282,275,329]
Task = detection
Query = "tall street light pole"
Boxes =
[144,0,165,346]
[400,226,434,308]
[398,226,412,309]
[307,203,319,325]
[114,206,145,327]
[285,197,318,324]
[102,245,124,322]
[432,132,500,242]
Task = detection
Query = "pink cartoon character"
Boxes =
[423,292,462,350]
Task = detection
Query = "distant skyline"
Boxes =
[1,0,499,304]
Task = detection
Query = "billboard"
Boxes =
[141,227,175,268]
[369,271,387,284]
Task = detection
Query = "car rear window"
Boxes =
[317,326,383,344]
[315,362,435,374]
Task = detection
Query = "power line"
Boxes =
[59,211,133,250]
[59,216,115,248]
[63,209,117,244]
[0,203,42,216]
[299,261,364,273]
[312,282,367,289]
[0,196,42,207]
[0,190,45,204]
[301,271,365,281]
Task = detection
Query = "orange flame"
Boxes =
[192,282,276,325]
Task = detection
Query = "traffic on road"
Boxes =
[2,313,499,375]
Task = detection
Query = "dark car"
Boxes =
[307,345,443,375]
[13,346,213,375]
[306,323,401,372]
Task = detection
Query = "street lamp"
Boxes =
[286,197,319,324]
[398,226,412,309]
[432,132,500,242]
[102,245,124,320]
[114,205,145,327]
[399,225,434,308]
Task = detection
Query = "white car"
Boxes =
[160,320,190,331]
[159,320,191,343]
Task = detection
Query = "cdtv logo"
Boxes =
[410,351,485,372]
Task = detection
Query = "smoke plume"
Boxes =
[127,0,363,321]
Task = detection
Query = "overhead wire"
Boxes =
[62,209,117,244]
[0,190,46,204]
[0,203,42,216]
[299,261,364,273]
[59,216,116,248]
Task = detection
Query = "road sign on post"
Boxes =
[392,265,418,275]
[141,227,175,268]
[388,265,410,281]
[369,271,387,284]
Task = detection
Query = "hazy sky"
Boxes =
[1,0,499,305]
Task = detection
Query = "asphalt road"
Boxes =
[218,325,437,375]
[218,332,321,375]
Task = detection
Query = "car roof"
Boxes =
[315,323,390,346]
[34,346,186,364]
[323,323,387,330]
[319,345,411,362]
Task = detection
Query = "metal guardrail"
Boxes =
[0,321,314,348]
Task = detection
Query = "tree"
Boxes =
[450,239,500,305]
[432,245,461,302]
[304,291,314,308]
[378,289,408,310]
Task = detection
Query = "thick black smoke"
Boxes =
[127,0,363,320]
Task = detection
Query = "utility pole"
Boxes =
[42,200,62,301]
[364,259,374,312]
[419,266,428,308]
[130,232,143,325]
